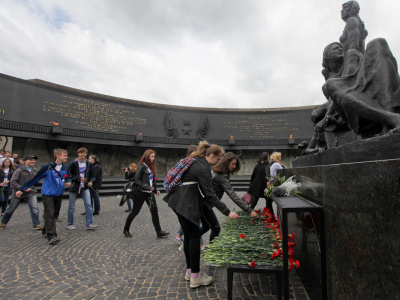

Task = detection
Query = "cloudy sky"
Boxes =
[1,0,399,109]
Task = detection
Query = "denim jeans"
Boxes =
[89,188,100,212]
[126,198,133,210]
[1,195,40,227]
[68,189,93,226]
[0,186,11,213]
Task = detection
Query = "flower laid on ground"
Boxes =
[204,208,299,271]
[264,175,286,197]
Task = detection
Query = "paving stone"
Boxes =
[0,194,310,299]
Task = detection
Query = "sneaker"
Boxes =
[175,235,184,245]
[0,223,6,230]
[87,224,98,230]
[67,225,76,230]
[185,270,191,281]
[48,237,60,244]
[200,244,205,253]
[190,271,213,288]
[33,225,44,230]
[56,218,62,222]
[93,211,99,215]
[123,230,132,237]
[81,212,86,215]
[178,245,184,252]
[125,209,132,212]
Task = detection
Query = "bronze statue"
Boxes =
[323,1,400,139]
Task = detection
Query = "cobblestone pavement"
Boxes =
[0,192,310,300]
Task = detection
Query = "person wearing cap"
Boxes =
[14,149,71,244]
[0,155,43,230]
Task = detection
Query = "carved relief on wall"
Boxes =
[164,112,179,138]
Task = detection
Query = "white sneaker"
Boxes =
[87,224,98,230]
[190,271,213,288]
[67,225,76,230]
[185,271,191,281]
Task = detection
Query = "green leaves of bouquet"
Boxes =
[264,175,286,197]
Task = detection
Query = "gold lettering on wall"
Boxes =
[42,96,147,133]
[223,115,299,139]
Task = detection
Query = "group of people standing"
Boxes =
[0,148,103,244]
[1,143,285,290]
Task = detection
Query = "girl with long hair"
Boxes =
[123,150,169,238]
[247,152,271,211]
[0,158,15,215]
[212,152,258,218]
[164,141,239,288]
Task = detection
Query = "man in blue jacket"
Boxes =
[16,149,71,244]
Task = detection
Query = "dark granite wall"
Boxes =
[11,137,301,176]
[281,160,400,300]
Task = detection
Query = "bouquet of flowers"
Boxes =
[264,175,286,198]
[204,208,299,271]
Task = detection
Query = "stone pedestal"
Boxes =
[281,136,400,300]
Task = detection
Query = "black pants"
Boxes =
[124,191,162,233]
[42,195,63,241]
[199,207,220,242]
[250,196,273,213]
[176,212,201,273]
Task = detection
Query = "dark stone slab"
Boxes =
[280,158,400,300]
[293,132,400,167]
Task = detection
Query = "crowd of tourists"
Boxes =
[0,144,284,289]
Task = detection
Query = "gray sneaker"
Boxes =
[190,271,213,288]
[48,237,60,244]
[87,224,98,230]
[67,225,76,230]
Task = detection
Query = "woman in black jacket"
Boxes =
[164,141,239,288]
[247,152,272,211]
[212,152,258,218]
[0,158,15,215]
[123,149,169,238]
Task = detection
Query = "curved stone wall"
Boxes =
[0,73,316,175]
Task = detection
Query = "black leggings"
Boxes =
[124,191,162,233]
[250,196,273,213]
[176,212,202,273]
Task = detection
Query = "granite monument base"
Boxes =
[280,158,400,300]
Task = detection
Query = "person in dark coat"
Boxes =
[88,155,102,215]
[164,141,239,288]
[67,148,97,230]
[0,158,15,215]
[123,163,137,212]
[123,149,169,239]
[247,152,272,212]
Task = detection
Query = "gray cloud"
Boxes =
[1,0,399,109]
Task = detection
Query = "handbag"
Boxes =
[241,193,253,205]
[119,181,139,206]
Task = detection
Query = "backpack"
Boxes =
[163,157,196,192]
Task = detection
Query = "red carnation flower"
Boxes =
[295,260,300,268]
[251,220,254,223]
[288,233,295,240]
[250,261,256,268]
[239,234,246,239]
[155,177,158,180]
